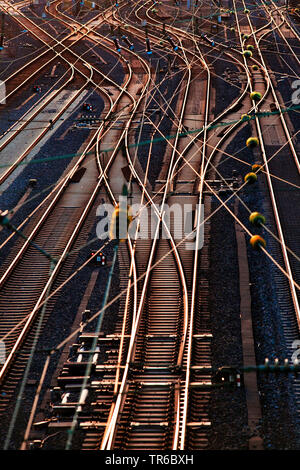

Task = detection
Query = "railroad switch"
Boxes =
[204,178,238,195]
[77,115,100,126]
[33,420,52,429]
[130,421,169,427]
[215,366,244,388]
[28,440,42,449]
[26,379,38,387]
[50,387,62,403]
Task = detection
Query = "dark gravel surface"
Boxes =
[260,36,300,145]
[241,177,299,449]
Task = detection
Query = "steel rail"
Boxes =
[139,1,260,448]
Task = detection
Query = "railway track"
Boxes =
[239,0,300,423]
[236,0,300,331]
[95,5,213,450]
[17,1,204,449]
